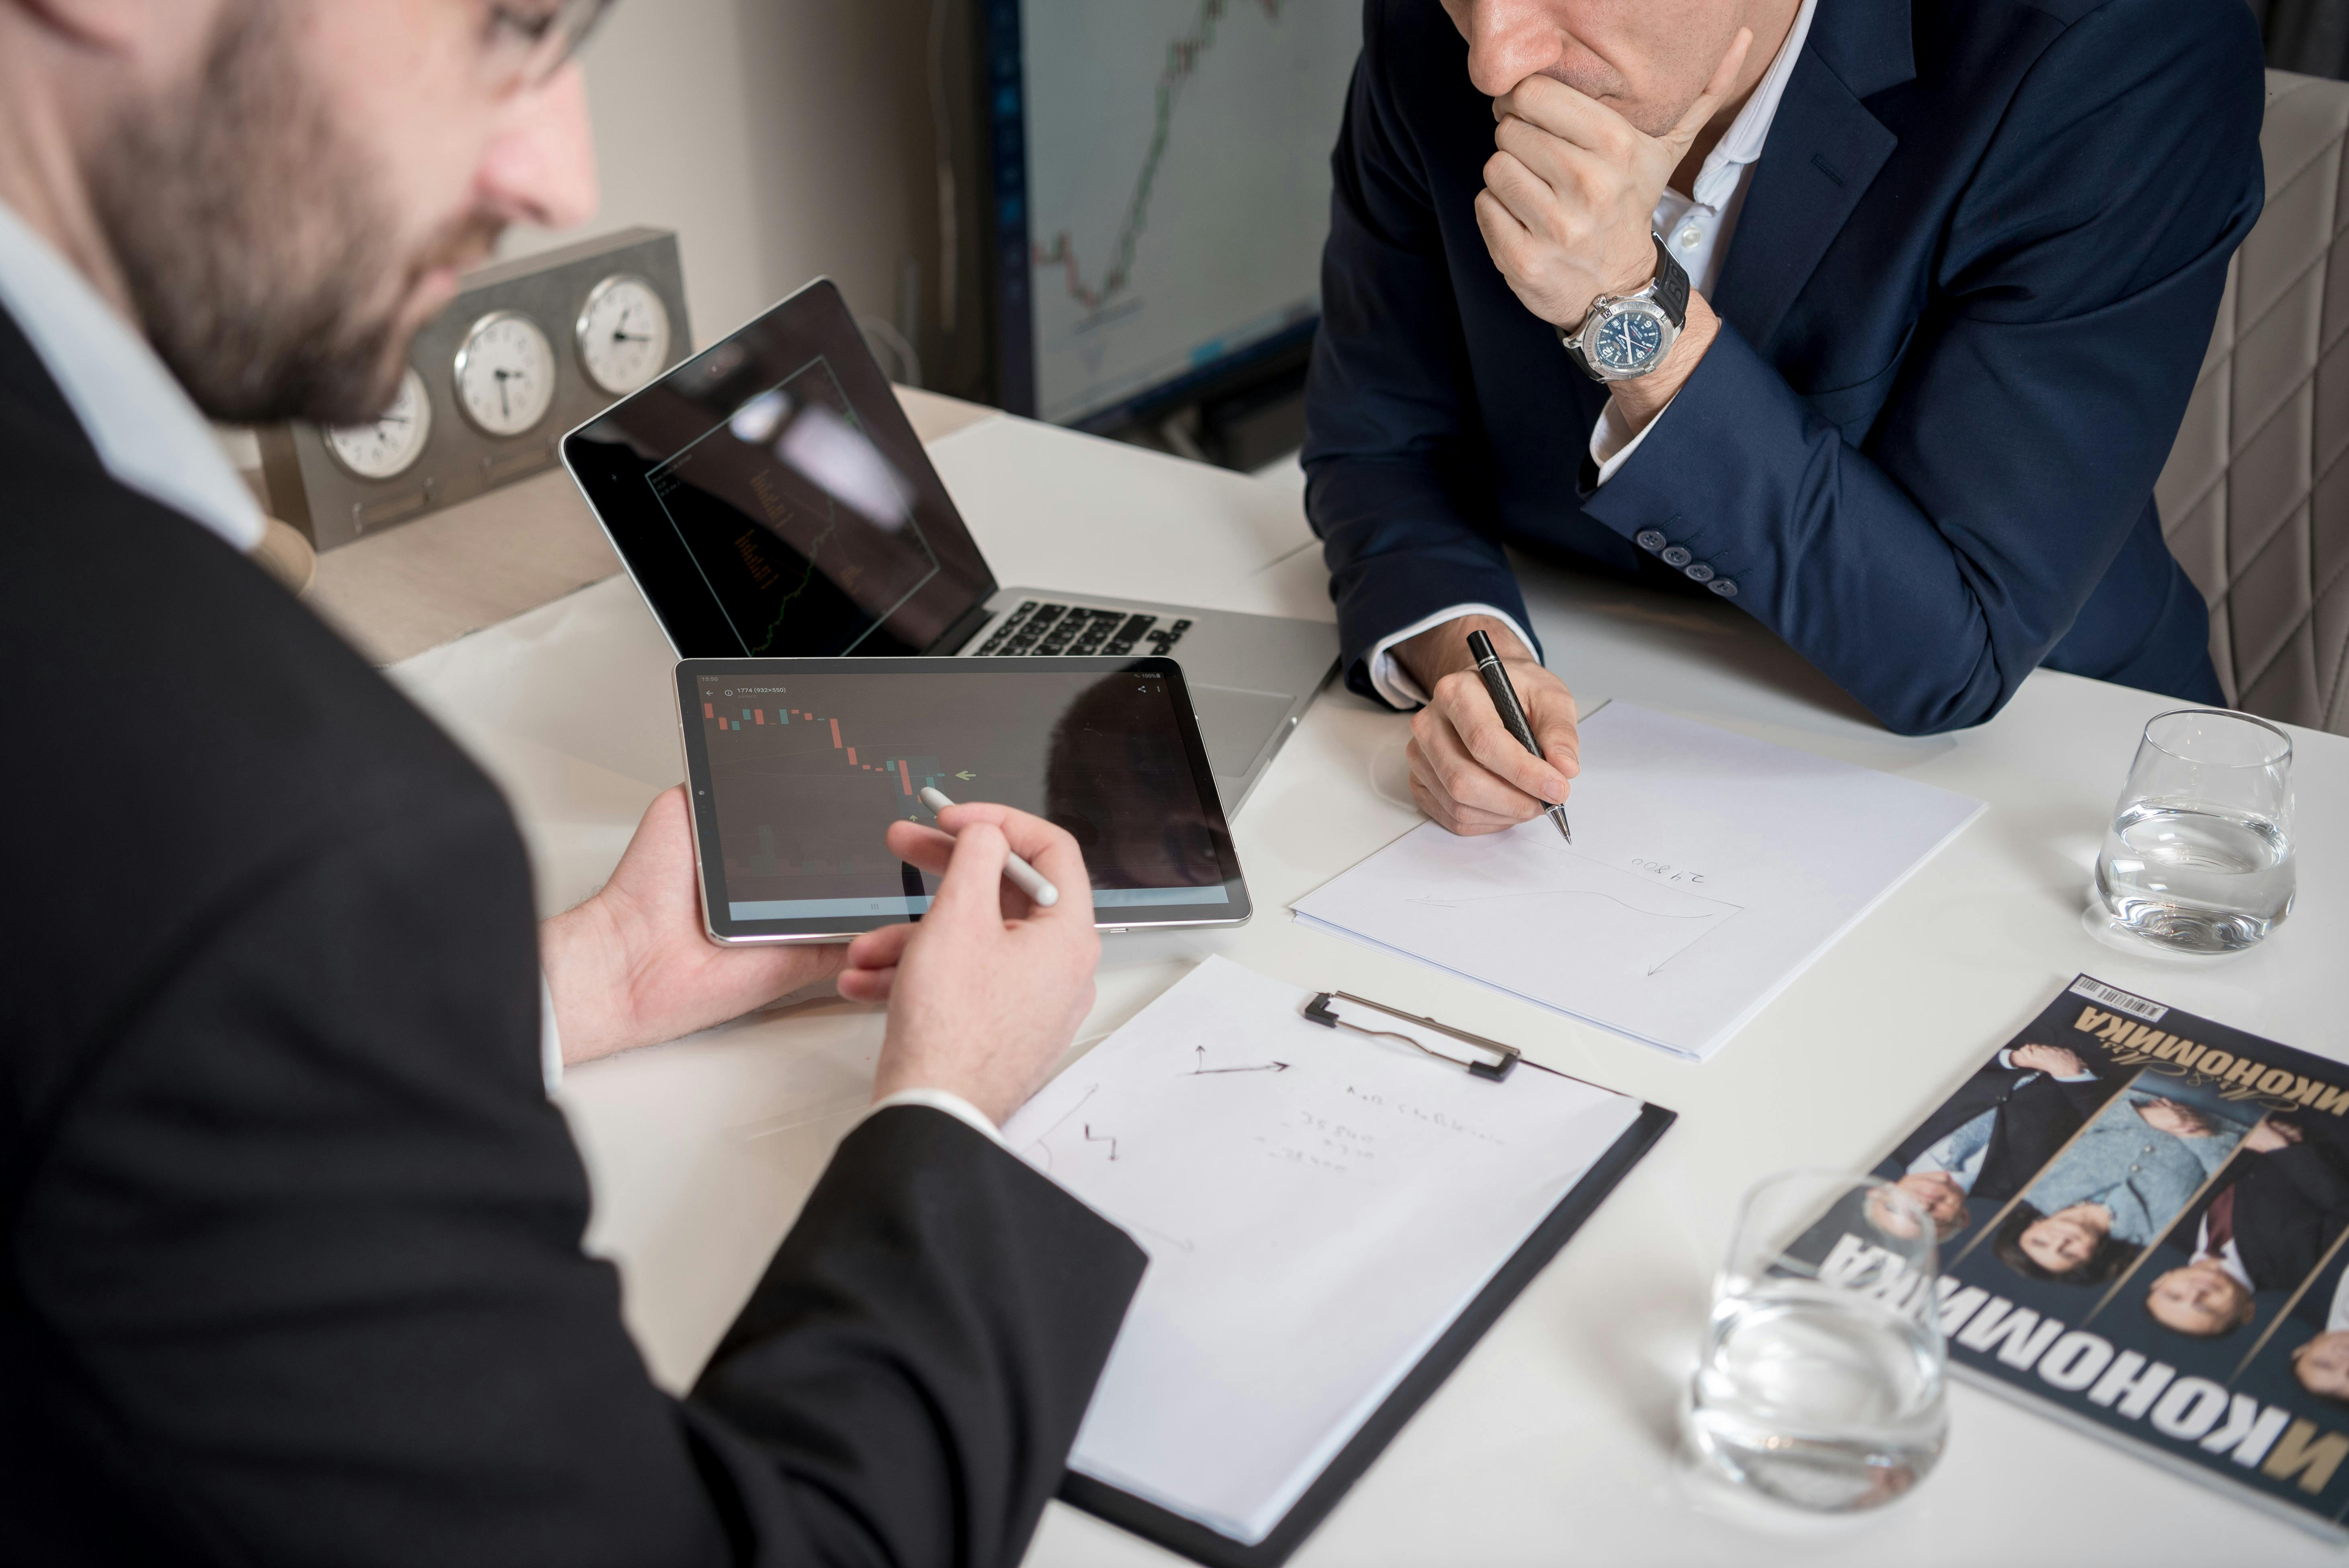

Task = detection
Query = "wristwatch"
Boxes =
[1558,233,1689,383]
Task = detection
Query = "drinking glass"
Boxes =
[2094,708,2295,953]
[1687,1170,1947,1512]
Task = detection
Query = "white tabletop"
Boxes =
[392,410,2349,1566]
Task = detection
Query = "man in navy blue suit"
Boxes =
[1303,0,2265,835]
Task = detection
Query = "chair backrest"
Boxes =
[2155,69,2349,736]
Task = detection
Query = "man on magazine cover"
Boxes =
[1993,1091,2249,1285]
[1868,1043,2116,1240]
[2146,1119,2349,1338]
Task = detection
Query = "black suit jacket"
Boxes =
[0,307,1145,1566]
[1303,0,2261,732]
[2166,1141,2349,1290]
[1878,1059,2116,1205]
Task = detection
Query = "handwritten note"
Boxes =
[1291,703,1985,1060]
[1004,957,1643,1544]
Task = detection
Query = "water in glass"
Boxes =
[2097,802,2294,951]
[1689,1280,1946,1512]
[2093,709,2295,955]
[1687,1169,1947,1513]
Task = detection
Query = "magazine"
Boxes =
[1795,975,2349,1536]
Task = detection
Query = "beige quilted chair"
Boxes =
[2155,69,2349,736]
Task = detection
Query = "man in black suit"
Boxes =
[1868,1043,2114,1238]
[0,3,1142,1564]
[2144,1119,2349,1338]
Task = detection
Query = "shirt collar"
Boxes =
[1687,0,1822,212]
[0,198,264,553]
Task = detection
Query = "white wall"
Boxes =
[503,0,961,380]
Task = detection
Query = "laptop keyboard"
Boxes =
[968,601,1194,658]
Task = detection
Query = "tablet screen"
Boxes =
[677,656,1250,940]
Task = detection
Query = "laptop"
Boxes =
[560,278,1338,812]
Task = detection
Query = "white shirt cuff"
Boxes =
[866,1088,1007,1149]
[1364,603,1538,709]
[1588,397,1676,487]
[539,973,563,1097]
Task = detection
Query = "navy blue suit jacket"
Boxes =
[1303,0,2265,733]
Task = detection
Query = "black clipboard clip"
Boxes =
[1303,990,1551,1082]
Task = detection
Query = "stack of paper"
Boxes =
[1291,703,1984,1059]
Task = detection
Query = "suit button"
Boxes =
[1636,529,1667,552]
[1661,546,1693,568]
[1708,578,1739,598]
[1684,562,1715,582]
[2130,1164,2141,1172]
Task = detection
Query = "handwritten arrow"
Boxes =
[1192,1046,1289,1076]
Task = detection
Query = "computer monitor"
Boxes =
[980,0,1361,430]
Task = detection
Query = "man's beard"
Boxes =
[85,1,499,427]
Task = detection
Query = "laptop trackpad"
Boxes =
[1192,684,1296,777]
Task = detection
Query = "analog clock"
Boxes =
[453,310,558,437]
[323,366,432,480]
[575,273,673,396]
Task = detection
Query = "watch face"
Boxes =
[453,311,558,437]
[324,366,431,480]
[1593,308,1666,373]
[576,274,672,396]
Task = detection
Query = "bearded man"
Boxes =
[0,4,1138,1564]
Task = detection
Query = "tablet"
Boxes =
[677,657,1252,942]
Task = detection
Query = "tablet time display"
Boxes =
[681,659,1243,934]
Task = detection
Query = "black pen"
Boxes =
[1465,629,1571,844]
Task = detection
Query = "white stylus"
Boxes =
[918,787,1061,907]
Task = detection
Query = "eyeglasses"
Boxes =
[482,0,616,93]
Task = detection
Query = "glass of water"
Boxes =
[2095,708,2295,953]
[1687,1169,1947,1512]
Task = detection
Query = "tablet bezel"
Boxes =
[675,656,1253,943]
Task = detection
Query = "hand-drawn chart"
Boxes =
[1405,847,1743,976]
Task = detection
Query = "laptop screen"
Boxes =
[562,279,997,658]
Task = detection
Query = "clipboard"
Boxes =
[1036,982,1678,1568]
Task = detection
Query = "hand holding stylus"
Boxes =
[841,800,1100,1124]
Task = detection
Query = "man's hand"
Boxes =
[2012,1043,2088,1078]
[1475,31,1750,331]
[1395,615,1578,836]
[541,786,846,1067]
[1473,32,1748,430]
[840,802,1099,1127]
[2246,1119,2306,1154]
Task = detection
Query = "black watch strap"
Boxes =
[1648,232,1689,329]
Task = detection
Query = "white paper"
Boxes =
[1291,703,1985,1060]
[1003,957,1643,1544]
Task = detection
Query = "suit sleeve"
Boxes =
[2259,1144,2349,1218]
[1580,0,2264,733]
[16,793,1141,1568]
[1301,0,1541,703]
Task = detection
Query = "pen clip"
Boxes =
[1304,991,1520,1082]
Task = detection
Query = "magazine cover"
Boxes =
[1796,976,2349,1536]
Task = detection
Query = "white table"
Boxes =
[394,408,2349,1566]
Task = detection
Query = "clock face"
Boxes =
[1595,310,1665,373]
[453,311,558,437]
[576,274,672,396]
[324,366,432,480]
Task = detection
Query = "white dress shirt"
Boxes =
[0,198,1009,1140]
[1363,0,1820,709]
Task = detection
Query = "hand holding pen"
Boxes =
[1395,616,1580,838]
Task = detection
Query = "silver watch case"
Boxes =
[1559,289,1681,383]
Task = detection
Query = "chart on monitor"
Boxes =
[1005,0,1360,426]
